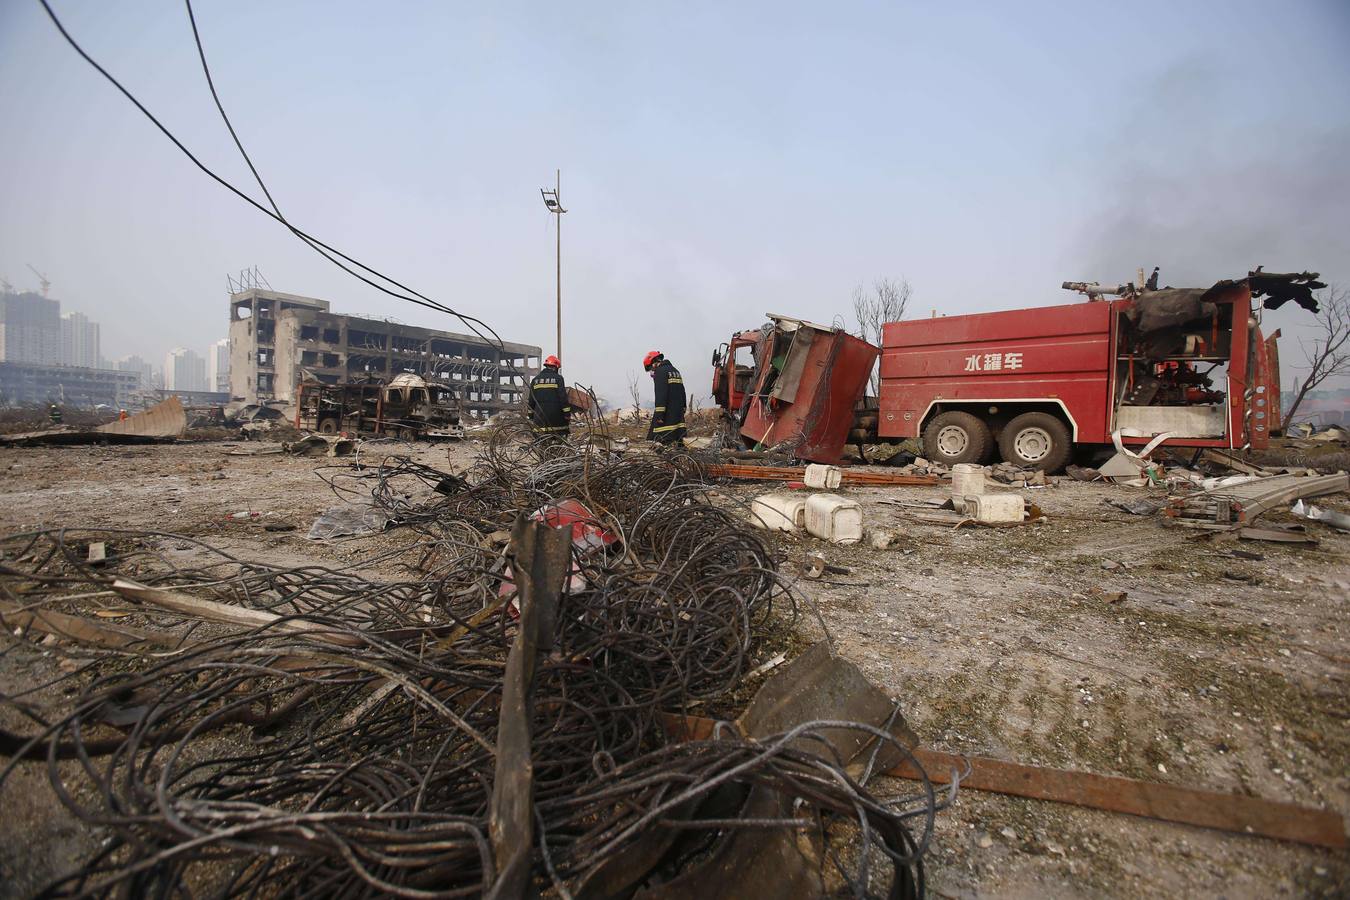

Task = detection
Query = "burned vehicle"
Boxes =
[295,372,463,439]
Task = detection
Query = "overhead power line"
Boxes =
[38,0,509,355]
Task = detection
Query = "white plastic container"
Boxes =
[804,464,843,489]
[950,463,985,498]
[965,493,1024,524]
[749,493,808,532]
[805,493,863,544]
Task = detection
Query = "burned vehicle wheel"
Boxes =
[999,411,1071,472]
[922,411,992,466]
[318,418,339,435]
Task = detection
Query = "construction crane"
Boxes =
[26,264,51,297]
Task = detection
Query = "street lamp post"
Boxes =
[540,170,566,360]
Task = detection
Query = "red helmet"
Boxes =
[642,350,663,371]
[544,355,561,368]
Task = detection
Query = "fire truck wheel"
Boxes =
[999,412,1071,472]
[317,418,339,435]
[922,411,992,466]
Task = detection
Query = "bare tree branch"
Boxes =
[1281,284,1350,430]
[851,277,912,396]
[626,370,642,422]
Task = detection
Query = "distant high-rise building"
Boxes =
[0,290,61,365]
[115,354,155,387]
[60,311,101,368]
[164,348,207,393]
[207,338,230,393]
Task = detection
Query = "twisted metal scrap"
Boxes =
[1,439,945,898]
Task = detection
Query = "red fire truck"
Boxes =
[713,271,1321,470]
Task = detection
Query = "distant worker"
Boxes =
[528,355,571,438]
[48,403,62,425]
[643,351,686,445]
[118,408,129,421]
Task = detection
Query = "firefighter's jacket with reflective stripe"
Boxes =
[529,368,571,432]
[648,359,686,440]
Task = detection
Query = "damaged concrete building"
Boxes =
[228,288,542,419]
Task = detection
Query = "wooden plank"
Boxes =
[889,750,1347,850]
[0,600,179,651]
[111,579,363,648]
[1200,449,1272,477]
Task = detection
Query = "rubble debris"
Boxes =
[1065,463,1102,482]
[224,443,284,455]
[95,395,186,440]
[1309,424,1350,442]
[987,461,1049,487]
[1167,472,1349,524]
[306,501,394,540]
[743,651,788,680]
[1090,587,1129,604]
[0,398,186,447]
[671,640,1346,850]
[707,462,939,486]
[1238,526,1319,545]
[1291,498,1350,532]
[1109,497,1165,516]
[0,437,942,896]
[801,552,851,579]
[867,527,898,550]
[284,433,356,457]
[1100,430,1173,482]
[1199,448,1274,477]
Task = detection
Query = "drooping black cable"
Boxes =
[180,0,485,339]
[38,0,508,355]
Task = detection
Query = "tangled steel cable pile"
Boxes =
[0,431,947,898]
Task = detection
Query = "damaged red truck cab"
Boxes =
[877,276,1303,471]
[713,315,878,464]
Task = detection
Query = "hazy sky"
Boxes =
[2,1,1348,403]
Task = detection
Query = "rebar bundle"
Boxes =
[0,436,945,898]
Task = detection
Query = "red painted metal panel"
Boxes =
[878,302,1113,440]
[738,327,877,464]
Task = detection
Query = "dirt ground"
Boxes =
[0,439,1347,898]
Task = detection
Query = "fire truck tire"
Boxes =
[317,418,339,435]
[922,411,993,466]
[999,412,1071,472]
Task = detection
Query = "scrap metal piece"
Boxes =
[887,749,1347,851]
[708,463,939,486]
[0,600,178,652]
[1291,499,1350,532]
[739,641,918,768]
[1169,472,1349,524]
[637,643,918,900]
[1237,526,1318,545]
[96,395,186,439]
[487,517,571,899]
